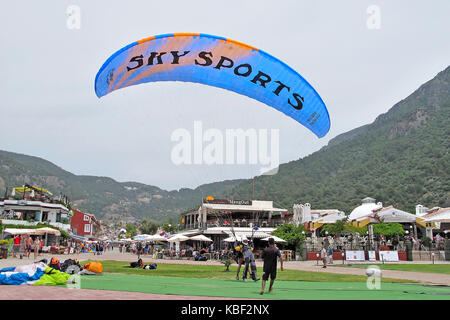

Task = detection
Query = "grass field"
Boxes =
[82,260,411,283]
[331,264,450,275]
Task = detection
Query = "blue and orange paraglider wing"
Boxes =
[95,33,330,138]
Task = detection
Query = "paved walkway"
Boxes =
[0,285,240,300]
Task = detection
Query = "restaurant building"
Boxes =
[178,198,287,249]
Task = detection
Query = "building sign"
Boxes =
[379,251,399,262]
[345,250,365,261]
[203,198,252,205]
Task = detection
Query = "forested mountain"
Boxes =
[1,66,448,222]
[0,151,241,222]
[229,66,450,213]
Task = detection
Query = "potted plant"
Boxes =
[221,259,233,272]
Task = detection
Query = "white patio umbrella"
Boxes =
[190,235,213,242]
[151,234,168,241]
[261,235,287,243]
[223,234,247,242]
[167,234,190,242]
[133,234,152,241]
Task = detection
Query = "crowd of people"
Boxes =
[11,234,43,260]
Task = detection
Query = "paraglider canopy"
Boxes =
[95,33,330,138]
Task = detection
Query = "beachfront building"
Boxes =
[420,206,450,239]
[70,209,102,238]
[181,198,287,230]
[291,202,346,232]
[0,199,71,231]
[177,198,287,249]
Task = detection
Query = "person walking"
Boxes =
[328,246,334,264]
[136,241,143,259]
[436,233,441,250]
[25,234,32,258]
[33,236,40,260]
[260,238,283,295]
[321,245,327,268]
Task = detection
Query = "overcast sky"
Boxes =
[1,1,449,191]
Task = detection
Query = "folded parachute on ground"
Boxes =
[0,262,47,285]
[32,267,71,286]
[95,33,330,138]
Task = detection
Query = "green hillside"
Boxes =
[228,66,450,213]
[0,151,242,222]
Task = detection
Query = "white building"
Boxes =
[0,199,71,231]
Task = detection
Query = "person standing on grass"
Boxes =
[321,245,327,268]
[260,238,283,295]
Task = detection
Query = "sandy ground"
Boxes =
[1,249,449,299]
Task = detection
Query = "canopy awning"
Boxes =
[3,228,38,235]
[35,227,61,236]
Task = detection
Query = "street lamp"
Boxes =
[432,252,435,265]
[341,252,345,265]
[316,253,320,266]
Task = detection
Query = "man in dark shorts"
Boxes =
[260,237,283,295]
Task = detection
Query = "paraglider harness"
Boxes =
[48,257,61,271]
[130,258,144,268]
[233,243,244,264]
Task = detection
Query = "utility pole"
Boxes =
[252,177,254,199]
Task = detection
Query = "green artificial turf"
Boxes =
[331,264,450,275]
[79,273,450,300]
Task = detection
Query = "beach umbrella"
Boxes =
[133,234,152,241]
[150,234,168,242]
[167,234,189,242]
[261,235,287,243]
[223,234,247,243]
[190,235,213,242]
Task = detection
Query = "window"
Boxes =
[84,224,91,233]
[83,215,90,221]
